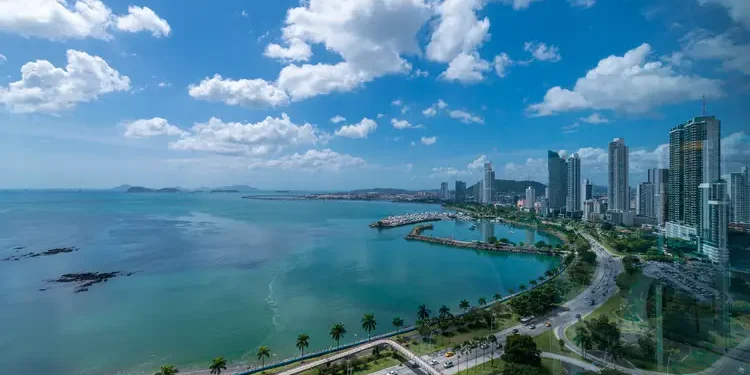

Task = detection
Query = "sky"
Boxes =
[0,0,748,190]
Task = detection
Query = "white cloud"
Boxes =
[257,31,270,43]
[524,41,562,62]
[115,6,171,37]
[503,158,547,181]
[568,0,596,8]
[169,114,326,156]
[334,118,377,138]
[330,115,346,123]
[241,10,248,17]
[562,122,580,133]
[122,118,185,138]
[264,38,313,62]
[493,53,513,77]
[423,107,437,117]
[681,31,750,75]
[437,99,448,109]
[277,62,371,101]
[579,112,610,124]
[430,166,469,178]
[426,0,490,63]
[467,155,488,169]
[248,149,366,172]
[413,69,429,78]
[188,74,290,109]
[697,0,750,29]
[157,81,171,88]
[422,99,448,117]
[527,43,723,116]
[722,132,750,171]
[0,54,6,63]
[391,118,424,129]
[421,136,437,145]
[0,49,130,113]
[498,0,542,10]
[376,113,384,118]
[391,99,403,106]
[401,106,410,114]
[440,52,490,83]
[0,0,170,41]
[448,109,484,124]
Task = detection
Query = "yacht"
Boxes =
[469,224,477,230]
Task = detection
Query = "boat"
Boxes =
[469,224,477,230]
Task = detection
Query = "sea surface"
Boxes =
[0,191,561,375]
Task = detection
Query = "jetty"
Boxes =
[405,225,566,256]
[369,211,471,228]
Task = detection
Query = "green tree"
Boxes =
[529,280,538,287]
[501,334,541,366]
[508,288,515,294]
[544,270,554,278]
[392,317,404,333]
[330,323,347,348]
[493,293,502,301]
[296,334,310,357]
[574,326,593,358]
[209,357,227,375]
[478,297,487,307]
[361,313,377,340]
[503,363,545,375]
[154,365,179,375]
[488,235,498,244]
[256,346,271,367]
[622,255,641,274]
[459,299,470,313]
[417,304,431,321]
[439,305,452,320]
[519,284,527,291]
[534,241,546,249]
[558,338,565,351]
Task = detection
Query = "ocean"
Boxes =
[0,191,561,375]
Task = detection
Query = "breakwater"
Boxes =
[405,225,566,256]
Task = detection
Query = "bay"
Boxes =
[0,191,560,375]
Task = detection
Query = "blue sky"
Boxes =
[0,0,748,190]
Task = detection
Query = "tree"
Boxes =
[439,305,452,320]
[503,363,545,375]
[529,280,538,287]
[501,334,541,366]
[637,333,656,360]
[488,235,498,244]
[544,270,554,278]
[622,255,641,274]
[209,357,227,375]
[330,323,347,348]
[519,284,527,292]
[494,293,502,301]
[666,346,681,372]
[154,365,179,375]
[361,313,377,340]
[586,316,621,353]
[537,276,545,282]
[459,299,470,313]
[372,344,382,358]
[478,297,487,307]
[574,326,593,358]
[534,241,546,249]
[296,334,310,358]
[558,339,565,351]
[392,317,404,333]
[417,304,431,321]
[256,346,271,367]
[508,288,515,294]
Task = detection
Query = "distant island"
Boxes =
[210,189,240,193]
[114,184,258,193]
[125,187,181,193]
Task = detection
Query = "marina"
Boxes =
[369,211,472,228]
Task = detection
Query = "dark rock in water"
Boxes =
[39,288,47,292]
[74,287,89,293]
[13,246,25,250]
[49,271,123,293]
[3,247,78,262]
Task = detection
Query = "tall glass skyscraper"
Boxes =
[729,167,749,224]
[547,151,567,210]
[608,138,629,212]
[566,153,581,212]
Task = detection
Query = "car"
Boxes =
[388,371,397,375]
[575,314,581,319]
[528,324,536,329]
[512,329,519,334]
[480,344,489,349]
[429,360,439,366]
[444,361,454,368]
[563,306,570,311]
[545,321,551,327]
[445,351,455,358]
[589,299,596,306]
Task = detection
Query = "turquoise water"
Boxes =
[0,192,560,375]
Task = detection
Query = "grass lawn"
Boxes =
[533,330,583,361]
[449,357,566,375]
[350,356,401,375]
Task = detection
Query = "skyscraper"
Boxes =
[649,168,669,224]
[525,186,536,209]
[700,180,729,263]
[566,153,581,213]
[440,182,449,201]
[729,167,749,224]
[637,182,655,218]
[455,180,467,203]
[583,179,593,203]
[684,117,721,227]
[483,162,494,204]
[668,125,685,223]
[547,151,567,210]
[608,138,629,212]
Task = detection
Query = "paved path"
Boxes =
[542,352,599,372]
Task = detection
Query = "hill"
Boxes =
[111,185,132,192]
[349,188,421,195]
[214,185,258,192]
[125,187,182,193]
[468,179,546,196]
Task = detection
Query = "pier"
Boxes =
[369,211,471,228]
[405,225,566,256]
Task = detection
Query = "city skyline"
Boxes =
[0,0,749,190]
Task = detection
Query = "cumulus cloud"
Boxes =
[423,107,437,117]
[0,54,6,63]
[503,158,547,181]
[427,0,490,63]
[330,115,346,123]
[697,0,750,29]
[391,118,424,129]
[722,131,750,172]
[527,43,723,116]
[247,149,366,172]
[391,99,403,106]
[168,114,326,156]
[562,122,580,133]
[524,41,562,62]
[188,74,290,109]
[498,0,542,10]
[430,166,470,178]
[568,0,596,8]
[264,38,313,62]
[448,109,484,124]
[0,0,170,41]
[422,99,448,117]
[493,53,513,77]
[412,69,429,78]
[334,118,377,138]
[681,31,750,75]
[579,112,611,124]
[122,117,185,138]
[440,52,490,83]
[0,49,130,113]
[420,136,437,145]
[467,155,488,169]
[115,6,171,37]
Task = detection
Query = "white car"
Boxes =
[388,371,397,375]
[429,360,439,366]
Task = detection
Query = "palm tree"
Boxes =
[439,305,452,320]
[417,304,431,321]
[330,323,347,348]
[459,299,470,313]
[529,280,538,287]
[508,288,515,294]
[361,313,377,341]
[209,357,227,375]
[392,317,404,333]
[573,327,592,358]
[544,270,554,278]
[493,293,502,302]
[296,334,310,357]
[538,276,545,282]
[256,346,271,367]
[519,284,527,291]
[154,365,179,375]
[478,297,487,307]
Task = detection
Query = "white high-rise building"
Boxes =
[566,153,581,213]
[729,167,749,224]
[608,138,629,212]
[700,180,729,263]
[637,182,655,218]
[440,182,449,201]
[582,200,596,222]
[525,186,536,209]
[483,162,494,204]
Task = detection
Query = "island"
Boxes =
[210,189,240,193]
[125,186,181,193]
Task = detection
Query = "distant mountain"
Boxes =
[111,185,132,192]
[115,184,257,193]
[210,189,240,193]
[349,188,420,195]
[214,185,258,192]
[125,186,181,193]
[468,179,546,196]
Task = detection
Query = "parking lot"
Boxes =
[641,261,720,302]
